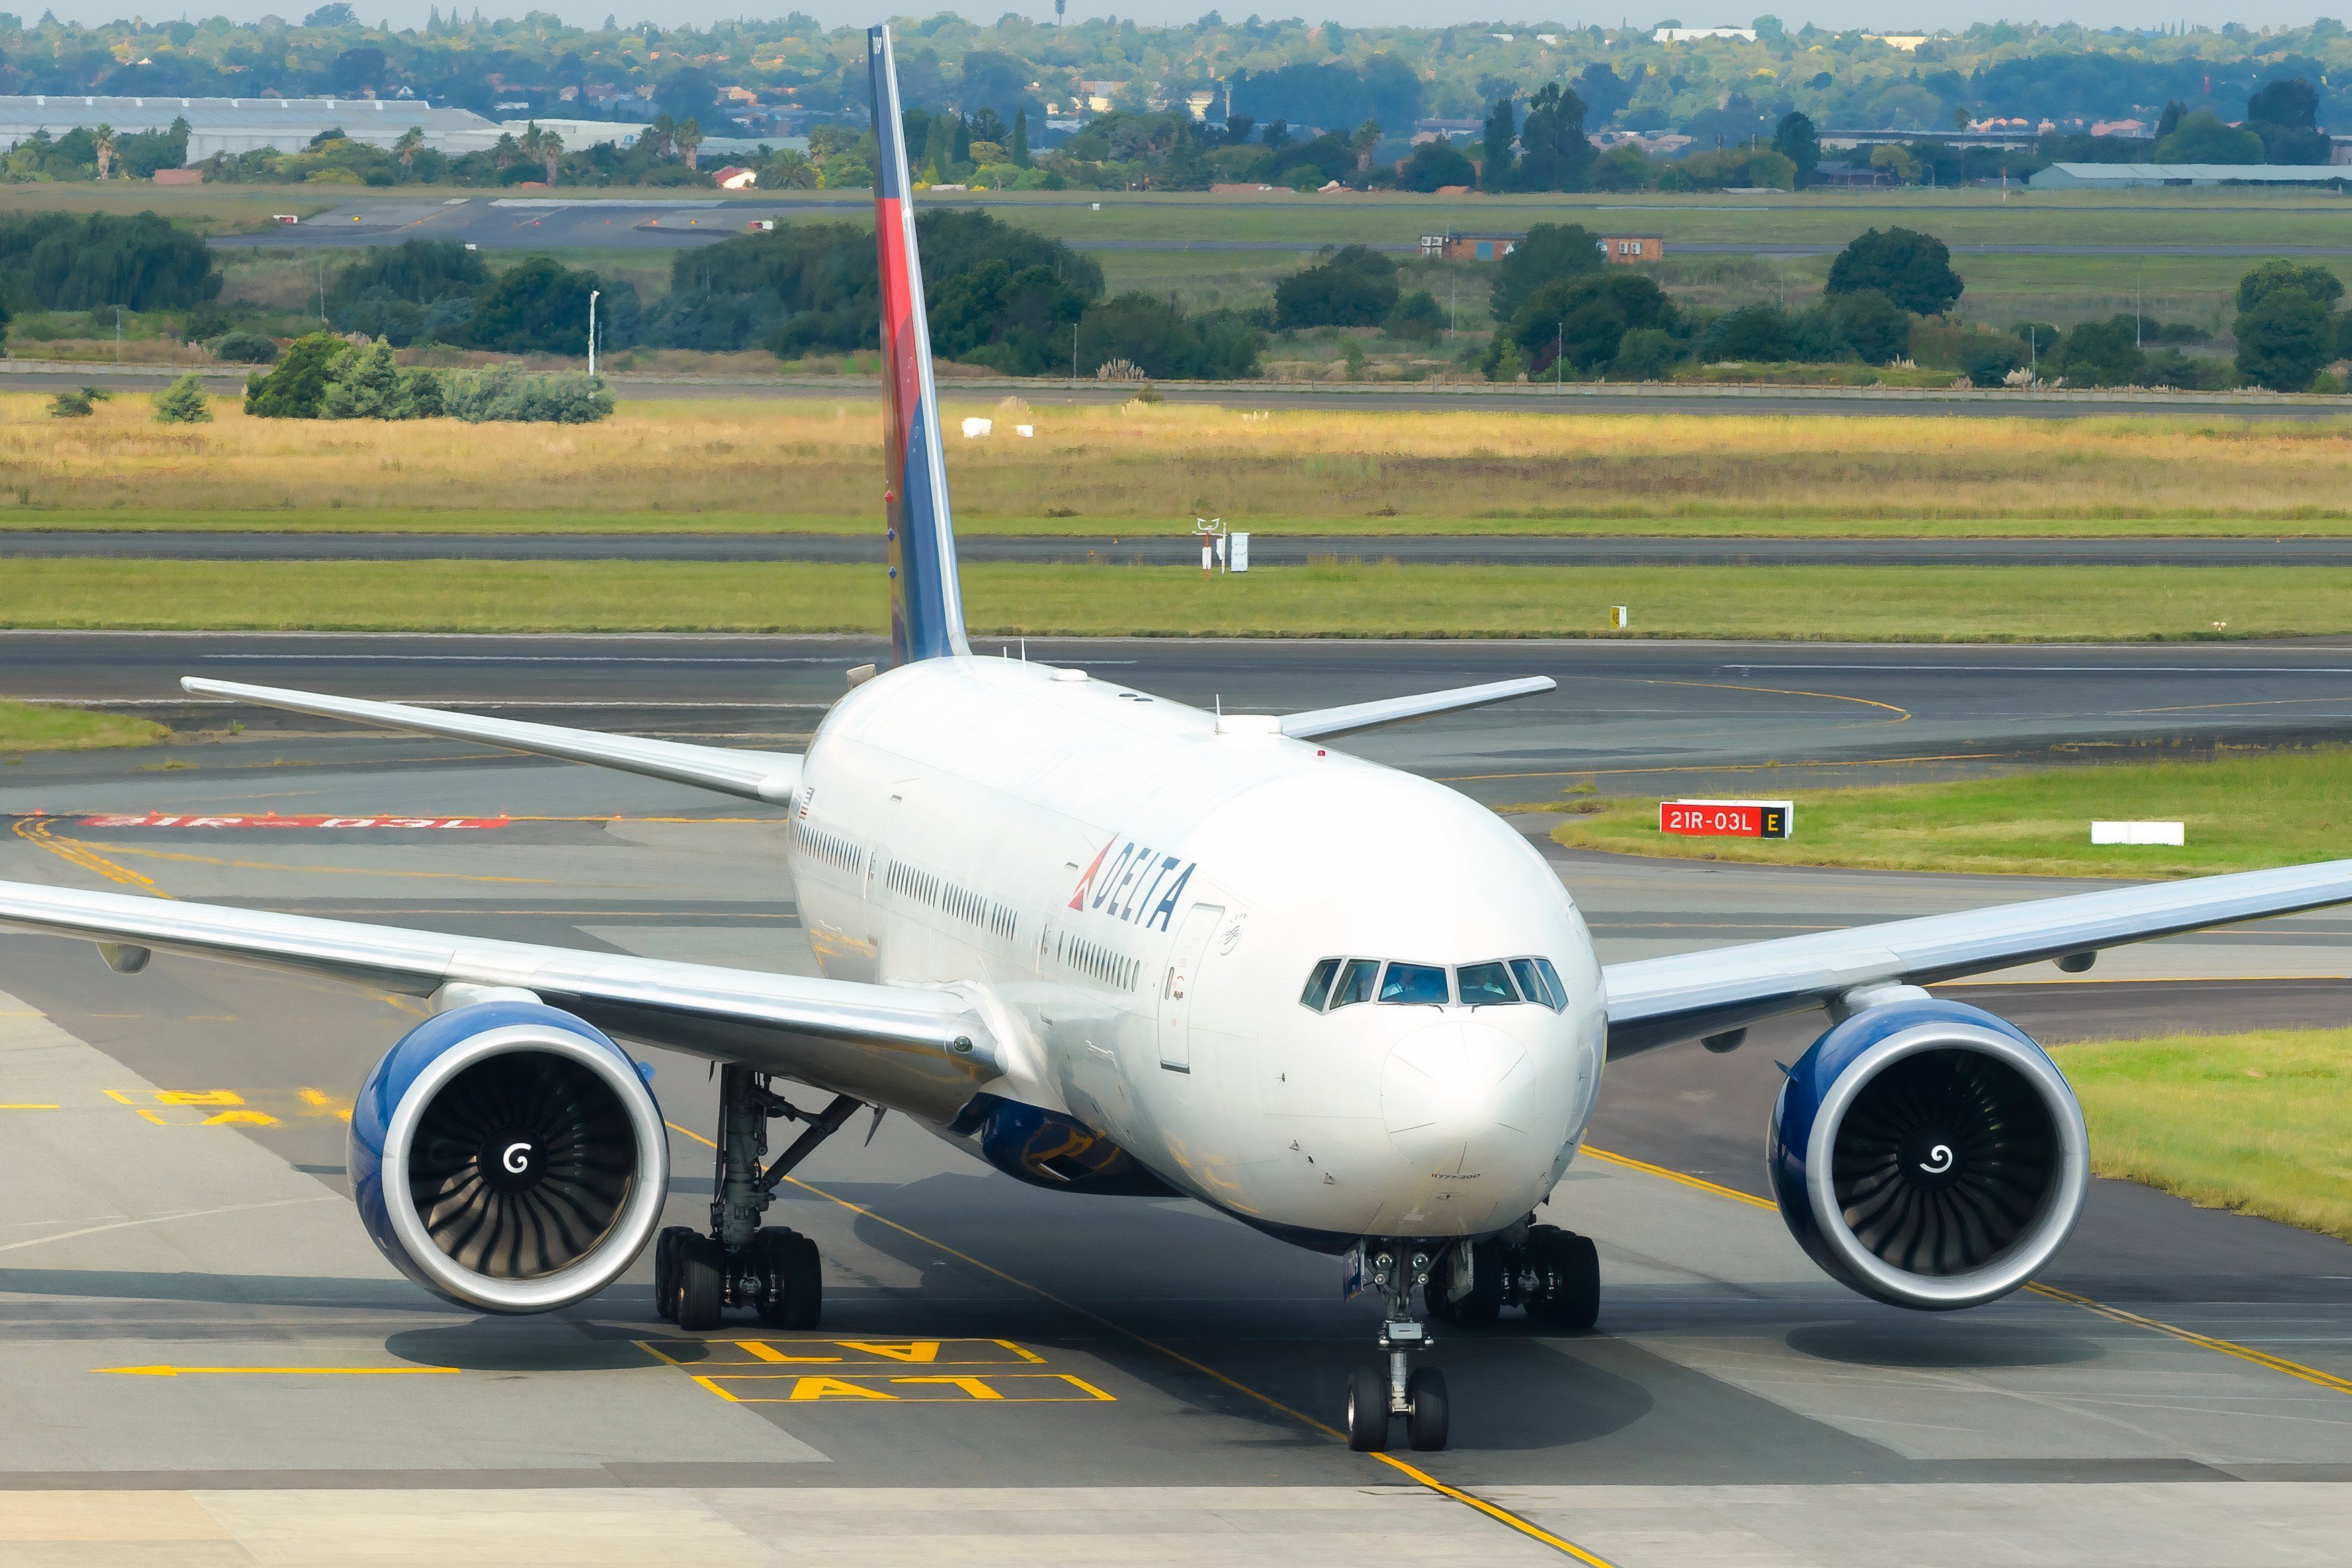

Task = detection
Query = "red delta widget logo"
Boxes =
[1068,837,1198,931]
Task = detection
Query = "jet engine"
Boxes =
[348,1000,669,1313]
[1769,997,2087,1311]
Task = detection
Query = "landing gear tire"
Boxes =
[653,1225,693,1323]
[1527,1225,1600,1332]
[676,1236,726,1332]
[754,1227,822,1329]
[1404,1367,1450,1452]
[1345,1366,1391,1453]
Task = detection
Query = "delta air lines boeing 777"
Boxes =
[5,28,2352,1453]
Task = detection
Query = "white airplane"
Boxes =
[5,28,2352,1456]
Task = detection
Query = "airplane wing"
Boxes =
[0,877,1005,1123]
[1602,857,2352,1057]
[1282,677,1555,741]
[183,678,804,805]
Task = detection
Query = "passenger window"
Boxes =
[1509,958,1562,1012]
[1456,961,1520,1006]
[1300,958,1341,1012]
[1330,958,1380,1010]
[1378,962,1450,1006]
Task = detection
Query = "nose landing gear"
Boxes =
[1345,1223,1601,1453]
[1345,1242,1450,1452]
[654,1065,861,1333]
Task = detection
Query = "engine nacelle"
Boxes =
[349,1000,669,1313]
[1769,998,2087,1311]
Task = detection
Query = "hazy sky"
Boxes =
[30,4,2349,38]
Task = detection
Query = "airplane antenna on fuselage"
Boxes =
[868,24,972,667]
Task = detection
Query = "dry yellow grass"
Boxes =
[3,394,2352,528]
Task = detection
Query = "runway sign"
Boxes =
[77,814,509,830]
[2092,820,2185,845]
[1660,799,1792,840]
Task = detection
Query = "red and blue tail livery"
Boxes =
[868,24,970,666]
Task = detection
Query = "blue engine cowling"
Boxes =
[1769,998,2088,1311]
[349,1000,670,1313]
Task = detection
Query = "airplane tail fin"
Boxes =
[868,24,970,666]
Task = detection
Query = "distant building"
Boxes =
[1863,34,1932,50]
[1653,25,1755,42]
[710,165,757,189]
[1411,118,1483,145]
[1601,235,1663,263]
[0,93,495,162]
[2032,161,2351,189]
[1425,230,1520,261]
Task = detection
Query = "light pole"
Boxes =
[588,289,599,376]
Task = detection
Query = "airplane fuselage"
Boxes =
[786,655,1607,1243]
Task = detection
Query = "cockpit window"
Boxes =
[1299,957,1341,1012]
[1509,957,1567,1012]
[1378,962,1450,1006]
[1456,961,1521,1006]
[1330,957,1380,1010]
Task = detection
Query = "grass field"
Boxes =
[0,698,165,753]
[6,396,2352,532]
[2054,1027,2352,1242]
[5,559,2349,642]
[1548,746,2352,877]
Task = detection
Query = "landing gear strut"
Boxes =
[654,1065,859,1332]
[1345,1241,1450,1453]
[1344,1222,1601,1453]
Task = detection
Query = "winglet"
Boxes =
[869,24,970,666]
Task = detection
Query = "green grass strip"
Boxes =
[2054,1028,2352,1242]
[0,697,165,753]
[6,560,2352,642]
[1550,745,2352,878]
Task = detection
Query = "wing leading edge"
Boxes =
[183,678,803,804]
[0,877,1005,1123]
[1602,856,2352,1056]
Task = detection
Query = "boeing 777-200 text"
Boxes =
[5,28,2351,1452]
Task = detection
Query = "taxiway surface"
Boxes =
[3,636,2351,1564]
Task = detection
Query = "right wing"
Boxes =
[183,678,804,805]
[1282,677,1555,741]
[0,877,1008,1124]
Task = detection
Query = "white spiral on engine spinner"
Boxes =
[502,1141,533,1174]
[1919,1143,1954,1176]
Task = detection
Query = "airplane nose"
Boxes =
[1381,1019,1540,1176]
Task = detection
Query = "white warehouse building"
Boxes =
[0,95,499,161]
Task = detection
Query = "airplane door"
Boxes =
[1159,902,1224,1073]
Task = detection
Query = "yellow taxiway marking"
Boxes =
[694,1372,1115,1405]
[11,817,171,898]
[0,1103,59,1110]
[663,1120,1617,1566]
[1583,1143,2352,1401]
[99,1364,458,1378]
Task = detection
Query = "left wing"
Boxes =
[1603,857,2352,1056]
[183,678,804,805]
[1282,677,1554,741]
[0,877,1007,1123]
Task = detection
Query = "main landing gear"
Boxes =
[653,1065,861,1333]
[1344,1221,1601,1454]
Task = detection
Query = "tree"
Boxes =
[1077,292,1263,379]
[2049,316,2147,386]
[1772,110,1819,186]
[321,338,404,418]
[536,125,564,184]
[1384,290,1442,342]
[2152,110,2264,165]
[1011,108,1032,167]
[1395,140,1473,192]
[90,124,114,180]
[153,372,212,424]
[1515,83,1593,192]
[1503,271,1678,378]
[394,126,424,171]
[2244,77,2329,163]
[1479,95,1515,191]
[1823,289,1910,365]
[461,255,598,355]
[1868,144,1919,184]
[2236,289,2335,392]
[2238,257,2343,314]
[1826,227,1962,316]
[1489,222,1604,324]
[245,333,354,418]
[1705,303,1795,362]
[1274,245,1400,329]
[674,118,702,171]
